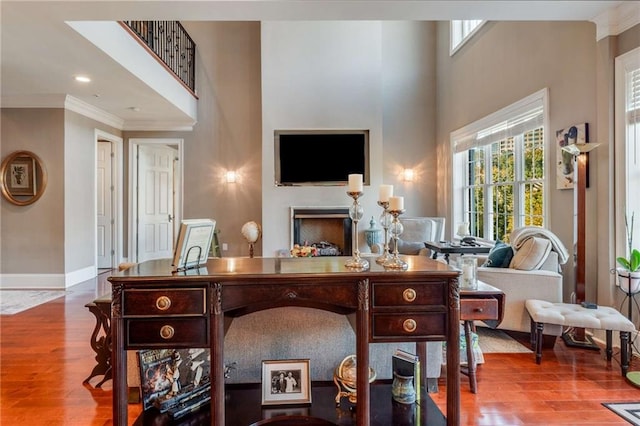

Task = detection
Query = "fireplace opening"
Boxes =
[291,207,352,256]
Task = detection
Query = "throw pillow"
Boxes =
[483,240,514,268]
[509,236,552,270]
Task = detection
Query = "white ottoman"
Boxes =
[525,300,635,376]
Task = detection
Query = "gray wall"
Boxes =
[435,21,600,304]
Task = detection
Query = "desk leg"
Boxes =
[356,279,370,426]
[447,280,461,426]
[111,285,127,426]
[212,283,224,426]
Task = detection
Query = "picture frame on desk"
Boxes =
[261,359,311,406]
[172,219,216,271]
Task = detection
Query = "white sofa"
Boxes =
[477,251,564,336]
[474,227,568,337]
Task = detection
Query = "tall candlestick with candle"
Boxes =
[345,174,369,270]
[376,184,394,265]
[383,196,408,270]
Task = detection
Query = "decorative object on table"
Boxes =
[456,222,470,239]
[383,196,408,270]
[615,212,640,294]
[171,219,217,271]
[332,354,377,405]
[345,174,369,270]
[241,221,261,258]
[261,359,311,406]
[391,372,416,404]
[457,256,478,290]
[364,216,382,253]
[0,150,47,206]
[290,244,318,257]
[392,349,419,404]
[560,134,601,349]
[376,184,393,265]
[556,122,589,190]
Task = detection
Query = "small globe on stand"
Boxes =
[241,221,261,258]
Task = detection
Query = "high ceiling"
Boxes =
[0,1,632,131]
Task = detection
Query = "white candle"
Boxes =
[379,184,393,202]
[389,196,404,211]
[348,174,363,192]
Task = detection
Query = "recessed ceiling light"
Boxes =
[74,75,91,83]
[128,107,141,112]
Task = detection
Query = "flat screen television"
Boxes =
[274,129,370,186]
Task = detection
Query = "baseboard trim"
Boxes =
[0,266,97,289]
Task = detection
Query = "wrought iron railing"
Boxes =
[122,21,196,93]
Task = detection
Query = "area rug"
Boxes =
[0,290,66,315]
[603,402,640,425]
[476,327,533,354]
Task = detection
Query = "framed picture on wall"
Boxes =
[261,359,311,406]
[5,154,36,196]
[556,123,589,189]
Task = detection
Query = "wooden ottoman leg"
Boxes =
[606,330,613,361]
[530,316,536,348]
[621,331,630,376]
[535,322,544,365]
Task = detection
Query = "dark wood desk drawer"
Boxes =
[126,318,209,348]
[460,298,498,321]
[122,288,207,316]
[371,312,447,341]
[371,282,446,307]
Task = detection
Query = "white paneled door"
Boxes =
[136,144,176,262]
[97,141,114,268]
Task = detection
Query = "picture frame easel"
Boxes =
[172,219,217,271]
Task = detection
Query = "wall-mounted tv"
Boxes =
[274,129,370,186]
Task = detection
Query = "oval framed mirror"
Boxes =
[0,150,48,206]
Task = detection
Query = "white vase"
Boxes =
[616,268,640,294]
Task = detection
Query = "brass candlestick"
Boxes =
[345,191,369,270]
[383,209,408,270]
[376,200,393,265]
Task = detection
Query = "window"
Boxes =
[452,89,548,242]
[615,47,640,260]
[450,20,485,55]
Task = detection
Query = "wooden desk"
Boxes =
[460,281,505,393]
[108,256,461,426]
[424,241,492,264]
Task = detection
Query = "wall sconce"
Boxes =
[402,168,415,182]
[225,170,238,183]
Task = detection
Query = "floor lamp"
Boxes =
[561,141,601,349]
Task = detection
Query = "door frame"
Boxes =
[129,138,184,263]
[95,129,124,270]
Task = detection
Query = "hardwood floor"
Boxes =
[1,271,639,425]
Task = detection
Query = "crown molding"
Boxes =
[123,120,196,132]
[64,95,125,129]
[592,2,640,41]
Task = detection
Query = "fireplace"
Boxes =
[290,207,352,256]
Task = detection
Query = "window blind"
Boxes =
[454,102,544,154]
[628,67,640,125]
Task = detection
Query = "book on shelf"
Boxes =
[392,348,420,400]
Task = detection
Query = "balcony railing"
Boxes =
[122,21,196,94]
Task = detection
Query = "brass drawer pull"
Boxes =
[159,325,175,340]
[475,308,484,313]
[403,319,417,333]
[156,296,172,311]
[403,288,416,303]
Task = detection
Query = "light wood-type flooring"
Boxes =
[1,270,639,425]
